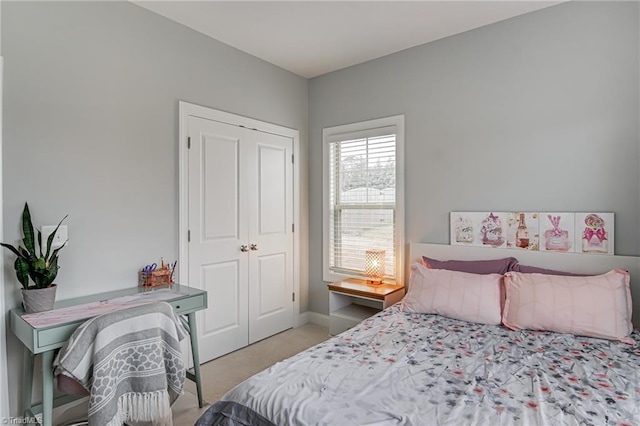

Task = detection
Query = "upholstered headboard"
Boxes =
[409,243,640,326]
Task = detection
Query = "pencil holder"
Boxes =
[138,269,172,287]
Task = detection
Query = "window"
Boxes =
[323,116,404,283]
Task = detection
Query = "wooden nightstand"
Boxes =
[328,278,405,335]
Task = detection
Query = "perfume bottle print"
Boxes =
[454,216,474,243]
[481,212,504,247]
[544,215,570,252]
[582,214,608,253]
[515,213,530,249]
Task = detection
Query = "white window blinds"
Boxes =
[327,129,397,279]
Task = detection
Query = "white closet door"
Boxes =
[188,116,250,360]
[188,115,294,362]
[247,132,294,344]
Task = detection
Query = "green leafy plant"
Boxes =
[1,203,68,289]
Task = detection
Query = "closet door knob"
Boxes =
[250,244,259,251]
[240,245,249,252]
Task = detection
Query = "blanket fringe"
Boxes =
[105,390,173,426]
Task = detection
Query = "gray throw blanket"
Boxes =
[54,301,188,426]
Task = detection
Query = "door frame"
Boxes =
[178,101,301,328]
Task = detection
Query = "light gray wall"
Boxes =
[0,0,9,416]
[2,1,308,415]
[309,1,640,314]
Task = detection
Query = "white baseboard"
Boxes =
[308,312,330,328]
[295,311,310,327]
[295,311,330,329]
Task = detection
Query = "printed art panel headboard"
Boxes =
[409,243,640,326]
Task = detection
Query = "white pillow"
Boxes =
[402,262,502,325]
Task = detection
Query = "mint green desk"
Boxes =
[10,284,208,426]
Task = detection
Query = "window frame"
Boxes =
[322,115,405,284]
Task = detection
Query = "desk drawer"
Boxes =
[170,294,206,314]
[38,321,84,349]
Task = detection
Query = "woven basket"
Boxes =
[138,270,171,287]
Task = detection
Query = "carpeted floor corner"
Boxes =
[172,392,211,425]
[54,323,328,426]
[178,323,329,424]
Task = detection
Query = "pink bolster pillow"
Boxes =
[502,270,634,344]
[402,263,502,325]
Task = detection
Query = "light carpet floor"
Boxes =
[55,323,329,426]
[175,322,329,425]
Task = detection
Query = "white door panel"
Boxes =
[189,116,250,360]
[200,260,247,359]
[255,253,288,315]
[202,262,241,333]
[188,114,294,362]
[258,144,287,235]
[249,135,293,344]
[202,135,240,240]
[249,250,292,343]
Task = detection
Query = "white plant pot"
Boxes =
[21,284,57,314]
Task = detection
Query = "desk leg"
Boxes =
[21,347,34,417]
[187,312,203,408]
[41,350,55,426]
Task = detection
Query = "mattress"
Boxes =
[196,306,640,425]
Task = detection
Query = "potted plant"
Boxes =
[1,203,67,313]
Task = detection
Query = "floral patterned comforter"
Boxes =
[201,306,640,426]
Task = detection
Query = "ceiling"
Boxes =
[134,1,563,79]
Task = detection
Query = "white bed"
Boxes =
[196,243,640,426]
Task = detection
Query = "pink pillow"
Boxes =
[502,270,634,344]
[402,263,502,325]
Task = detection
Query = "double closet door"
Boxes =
[188,115,294,362]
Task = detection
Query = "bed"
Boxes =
[196,243,640,426]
